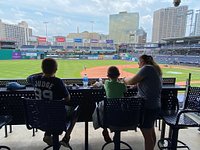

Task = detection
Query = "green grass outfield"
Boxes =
[0,59,199,86]
[0,59,133,78]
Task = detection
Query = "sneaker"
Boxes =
[102,130,112,143]
[43,136,53,146]
[60,136,71,147]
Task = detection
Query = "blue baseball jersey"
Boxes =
[27,74,69,100]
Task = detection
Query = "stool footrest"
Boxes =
[158,138,190,150]
[102,140,132,150]
[0,146,11,150]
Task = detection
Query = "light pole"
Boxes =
[89,21,94,49]
[90,21,94,33]
[44,21,48,43]
[90,21,94,39]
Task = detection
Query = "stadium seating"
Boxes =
[21,45,35,49]
[51,46,64,50]
[36,45,50,49]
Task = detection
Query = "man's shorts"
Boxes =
[139,108,161,129]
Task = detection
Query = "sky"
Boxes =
[0,0,199,41]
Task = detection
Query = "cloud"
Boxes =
[51,17,72,26]
[30,26,39,34]
[34,12,43,16]
[140,15,153,41]
[10,7,26,19]
[89,0,134,15]
[0,0,198,41]
[0,10,4,15]
[1,19,17,25]
[141,15,153,27]
[136,0,157,7]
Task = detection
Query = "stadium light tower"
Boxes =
[90,21,94,33]
[89,21,94,50]
[43,21,48,42]
[90,21,94,39]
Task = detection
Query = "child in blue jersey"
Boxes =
[27,58,72,147]
[103,66,127,142]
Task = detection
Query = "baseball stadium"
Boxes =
[0,35,200,150]
[1,0,200,150]
[0,36,200,86]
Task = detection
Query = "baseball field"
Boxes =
[0,59,199,86]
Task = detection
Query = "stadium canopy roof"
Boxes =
[0,40,16,43]
[162,36,200,43]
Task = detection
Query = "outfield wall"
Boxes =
[0,49,125,60]
[0,49,45,60]
[0,50,13,60]
[1,50,199,67]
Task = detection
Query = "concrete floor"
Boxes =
[0,122,200,150]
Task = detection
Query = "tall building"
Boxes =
[67,31,100,40]
[194,10,200,36]
[0,20,32,46]
[135,28,147,44]
[67,31,109,47]
[152,6,188,43]
[109,11,139,44]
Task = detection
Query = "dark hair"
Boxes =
[107,66,120,79]
[139,54,162,76]
[41,58,57,75]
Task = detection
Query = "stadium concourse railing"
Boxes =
[0,77,176,87]
[0,78,105,87]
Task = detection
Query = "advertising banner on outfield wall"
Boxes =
[104,55,113,60]
[12,52,21,59]
[21,52,37,59]
[88,55,98,60]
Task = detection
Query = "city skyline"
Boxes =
[0,0,199,42]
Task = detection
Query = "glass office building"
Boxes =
[109,11,139,44]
